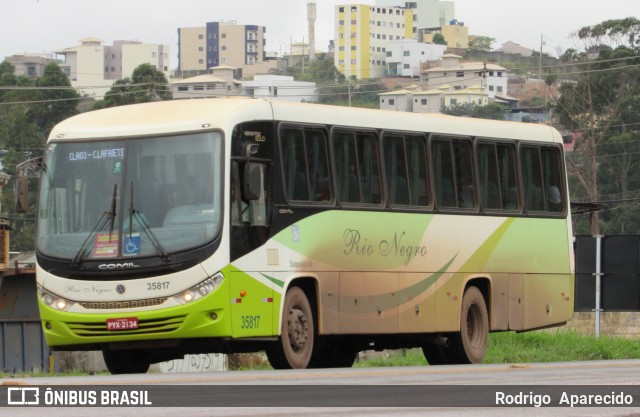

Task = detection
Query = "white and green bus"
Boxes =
[32,98,574,373]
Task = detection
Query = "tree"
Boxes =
[553,17,640,235]
[442,102,506,120]
[468,36,496,52]
[94,63,172,109]
[432,33,447,46]
[0,60,82,251]
[32,62,79,136]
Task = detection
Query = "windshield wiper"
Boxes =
[128,184,171,261]
[72,184,118,267]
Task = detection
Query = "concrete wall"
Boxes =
[561,312,640,339]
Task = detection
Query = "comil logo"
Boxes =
[7,387,40,405]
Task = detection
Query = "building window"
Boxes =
[198,34,204,39]
[489,86,495,91]
[404,64,410,69]
[389,99,395,105]
[421,98,428,105]
[403,51,410,56]
[221,33,226,38]
[178,86,188,92]
[199,47,204,52]
[497,72,503,77]
[497,86,503,93]
[456,71,464,77]
[194,85,204,91]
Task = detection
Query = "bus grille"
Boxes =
[79,297,167,310]
[67,316,185,337]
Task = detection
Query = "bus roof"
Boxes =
[49,98,563,144]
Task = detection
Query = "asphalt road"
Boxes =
[2,360,640,416]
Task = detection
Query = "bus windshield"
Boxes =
[37,132,223,261]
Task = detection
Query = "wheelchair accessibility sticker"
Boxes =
[124,234,141,256]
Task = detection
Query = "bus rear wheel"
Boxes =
[266,286,315,369]
[449,286,489,364]
[102,349,151,374]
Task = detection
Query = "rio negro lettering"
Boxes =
[343,229,427,266]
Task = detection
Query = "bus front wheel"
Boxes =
[449,286,489,364]
[266,286,315,369]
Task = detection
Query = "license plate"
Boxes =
[106,317,139,331]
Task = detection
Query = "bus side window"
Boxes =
[333,129,382,205]
[383,134,429,206]
[477,141,518,211]
[541,147,564,213]
[520,146,545,212]
[281,125,331,203]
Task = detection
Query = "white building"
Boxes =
[54,38,170,97]
[379,89,414,112]
[385,38,447,77]
[412,88,445,113]
[170,66,240,99]
[242,75,317,102]
[380,84,489,113]
[422,54,508,99]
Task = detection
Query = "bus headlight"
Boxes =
[173,272,224,305]
[38,286,74,312]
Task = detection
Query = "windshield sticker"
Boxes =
[123,234,141,256]
[93,233,119,257]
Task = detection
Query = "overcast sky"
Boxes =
[3,0,638,64]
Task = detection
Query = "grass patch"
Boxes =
[354,331,640,368]
[484,331,640,364]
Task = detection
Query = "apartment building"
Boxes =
[334,4,413,79]
[177,21,275,78]
[5,54,55,80]
[376,0,455,38]
[54,38,170,97]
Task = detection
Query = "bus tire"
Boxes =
[448,286,489,364]
[266,286,315,369]
[102,349,151,374]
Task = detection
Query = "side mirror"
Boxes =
[243,162,263,201]
[243,162,268,226]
